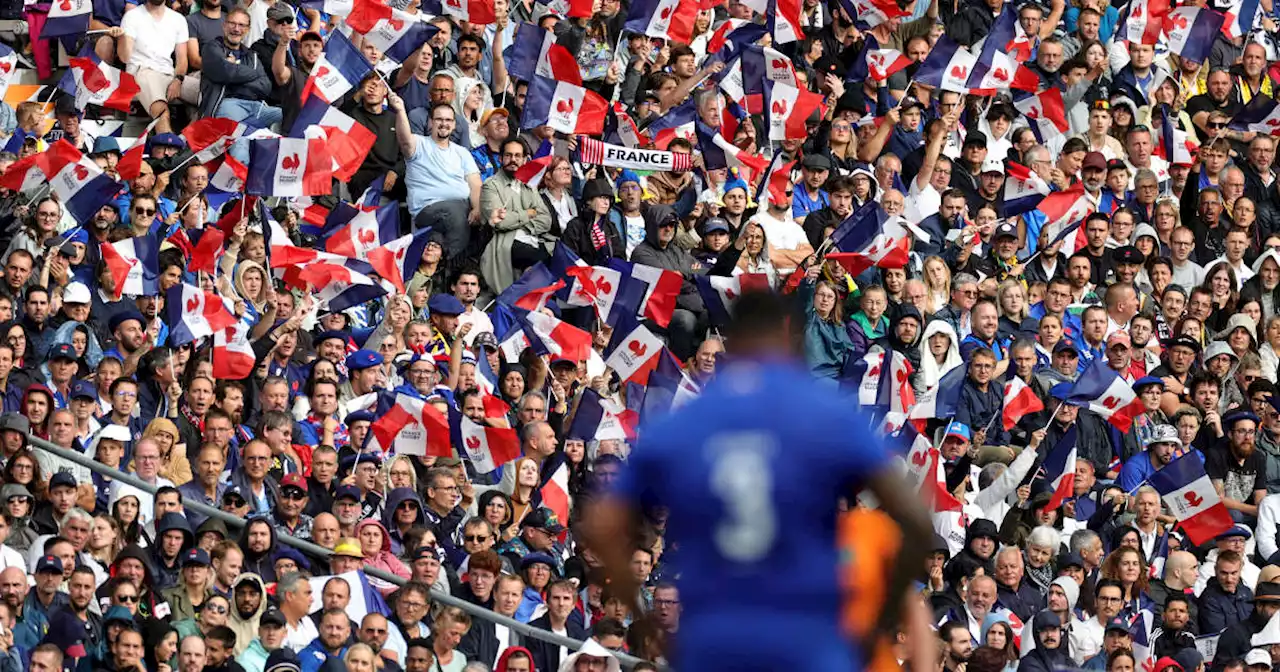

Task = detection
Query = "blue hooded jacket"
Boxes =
[380,487,425,557]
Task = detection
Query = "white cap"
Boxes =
[981,157,1005,174]
[1246,649,1271,667]
[63,282,90,305]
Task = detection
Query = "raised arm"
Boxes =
[389,93,417,159]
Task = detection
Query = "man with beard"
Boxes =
[205,626,247,672]
[938,621,972,670]
[63,566,103,653]
[1151,594,1198,657]
[1119,425,1181,491]
[477,138,552,293]
[451,270,492,347]
[800,176,854,249]
[149,512,193,592]
[392,96,482,260]
[180,445,226,531]
[2,566,37,650]
[1207,412,1268,524]
[229,573,267,655]
[26,555,68,625]
[215,381,253,449]
[104,310,149,377]
[332,486,363,538]
[357,614,398,672]
[239,518,279,583]
[341,74,402,200]
[299,609,351,672]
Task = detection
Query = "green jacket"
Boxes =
[238,639,271,672]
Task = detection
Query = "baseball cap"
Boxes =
[266,3,294,21]
[63,282,90,305]
[1105,617,1130,634]
[260,608,287,628]
[35,555,63,574]
[704,217,730,234]
[427,294,465,316]
[49,472,77,490]
[994,222,1018,239]
[981,157,1004,174]
[222,485,247,504]
[1082,151,1107,172]
[280,474,308,493]
[1245,650,1270,668]
[481,107,509,127]
[1112,245,1145,265]
[265,648,301,672]
[345,410,375,425]
[1218,523,1253,541]
[182,548,211,567]
[1106,330,1131,348]
[1166,335,1202,353]
[944,420,971,443]
[345,349,383,371]
[1053,340,1080,355]
[520,508,565,534]
[1145,424,1181,449]
[70,379,96,400]
[335,484,361,502]
[49,343,77,361]
[963,131,987,148]
[473,331,499,351]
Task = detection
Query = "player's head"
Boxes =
[723,290,796,355]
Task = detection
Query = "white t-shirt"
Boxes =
[284,617,319,653]
[121,6,190,75]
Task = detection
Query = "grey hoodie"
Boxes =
[628,205,704,313]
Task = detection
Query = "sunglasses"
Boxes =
[281,489,307,500]
[1209,122,1227,129]
[224,496,246,506]
[203,604,228,614]
[464,534,488,542]
[133,208,155,216]
[116,595,138,603]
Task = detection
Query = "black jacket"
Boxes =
[457,617,527,669]
[629,205,704,314]
[526,615,587,672]
[1214,607,1271,671]
[561,209,625,267]
[1199,578,1254,635]
[199,37,273,118]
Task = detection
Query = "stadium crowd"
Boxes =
[11,0,1280,665]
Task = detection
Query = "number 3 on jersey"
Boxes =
[708,433,778,563]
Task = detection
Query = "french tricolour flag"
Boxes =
[604,317,664,385]
[696,120,770,173]
[367,227,434,294]
[369,392,452,457]
[912,36,976,93]
[497,263,564,311]
[441,0,496,25]
[694,274,773,326]
[43,0,91,38]
[345,0,437,62]
[624,0,697,43]
[1229,95,1280,135]
[166,283,238,346]
[213,317,255,379]
[1119,0,1170,44]
[1040,184,1095,251]
[1002,163,1051,218]
[606,259,682,328]
[906,362,967,426]
[540,457,572,531]
[1014,87,1070,142]
[182,118,247,163]
[1148,452,1234,545]
[640,96,697,149]
[58,56,138,113]
[101,235,159,300]
[506,22,581,86]
[1066,361,1146,432]
[767,0,804,44]
[839,0,907,28]
[1164,7,1225,63]
[291,98,376,181]
[454,413,519,473]
[522,76,608,136]
[521,310,593,362]
[296,261,388,313]
[1041,427,1077,511]
[301,31,373,104]
[1002,376,1044,430]
[563,264,628,324]
[323,198,397,261]
[50,156,120,225]
[767,81,824,141]
[567,388,634,441]
[966,11,1039,94]
[0,44,16,100]
[246,138,333,198]
[706,19,768,55]
[865,48,912,81]
[1223,0,1261,38]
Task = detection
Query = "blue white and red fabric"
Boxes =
[182,118,249,163]
[1039,185,1096,251]
[213,314,256,379]
[521,76,608,136]
[1148,452,1234,545]
[345,0,440,62]
[506,22,582,86]
[100,235,160,301]
[1118,0,1171,44]
[913,36,977,93]
[766,80,825,141]
[1002,163,1051,217]
[519,309,593,361]
[301,31,374,104]
[367,227,435,294]
[166,283,239,347]
[43,0,91,38]
[50,156,120,226]
[291,97,377,181]
[450,409,520,472]
[57,56,139,112]
[299,0,354,16]
[623,0,697,43]
[767,0,804,43]
[1223,0,1261,38]
[1014,87,1070,143]
[246,137,334,198]
[603,315,665,385]
[694,273,773,325]
[1163,6,1225,63]
[1064,360,1146,432]
[1229,94,1280,134]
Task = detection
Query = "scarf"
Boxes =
[1025,557,1054,593]
[578,137,694,172]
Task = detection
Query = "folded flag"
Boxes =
[58,56,139,113]
[213,317,255,379]
[301,31,374,104]
[345,0,439,62]
[43,0,91,38]
[520,309,592,361]
[1118,0,1171,44]
[246,138,333,198]
[1040,427,1077,510]
[101,235,160,300]
[207,154,248,194]
[514,140,554,186]
[1002,375,1044,430]
[624,0,698,43]
[966,9,1039,94]
[865,48,912,81]
[521,76,608,136]
[1164,6,1224,63]
[1065,360,1146,432]
[1148,452,1234,545]
[166,283,239,346]
[1002,162,1051,218]
[291,97,377,181]
[694,273,772,325]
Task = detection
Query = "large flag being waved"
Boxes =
[101,236,160,300]
[506,22,582,85]
[49,156,120,225]
[453,413,520,473]
[246,138,334,198]
[521,76,608,135]
[301,31,374,104]
[368,393,452,457]
[367,227,435,294]
[166,283,239,346]
[913,36,977,92]
[182,118,248,163]
[58,56,139,112]
[1118,0,1171,44]
[1164,6,1225,63]
[1148,452,1234,545]
[1002,162,1051,217]
[767,81,825,141]
[1065,361,1147,432]
[606,259,683,327]
[345,0,439,61]
[291,98,377,181]
[213,317,255,379]
[1014,87,1070,142]
[1002,376,1044,430]
[520,310,593,361]
[1040,184,1096,250]
[624,0,698,43]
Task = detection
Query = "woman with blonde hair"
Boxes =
[88,514,120,572]
[344,643,380,672]
[996,280,1029,342]
[383,455,417,493]
[922,256,952,314]
[430,607,472,672]
[137,418,192,486]
[233,260,277,328]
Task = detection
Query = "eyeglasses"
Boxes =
[282,489,307,500]
[116,595,138,603]
[224,497,246,506]
[133,208,155,216]
[204,604,228,614]
[464,534,488,542]
[397,501,419,510]
[400,601,426,610]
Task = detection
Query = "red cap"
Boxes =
[281,473,308,492]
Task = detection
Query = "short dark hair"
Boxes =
[456,33,486,52]
[24,285,47,303]
[205,626,237,649]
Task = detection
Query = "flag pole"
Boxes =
[23,182,51,206]
[1041,400,1065,431]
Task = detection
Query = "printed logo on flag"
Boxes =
[279,152,303,188]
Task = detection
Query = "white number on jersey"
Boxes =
[707,433,778,563]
